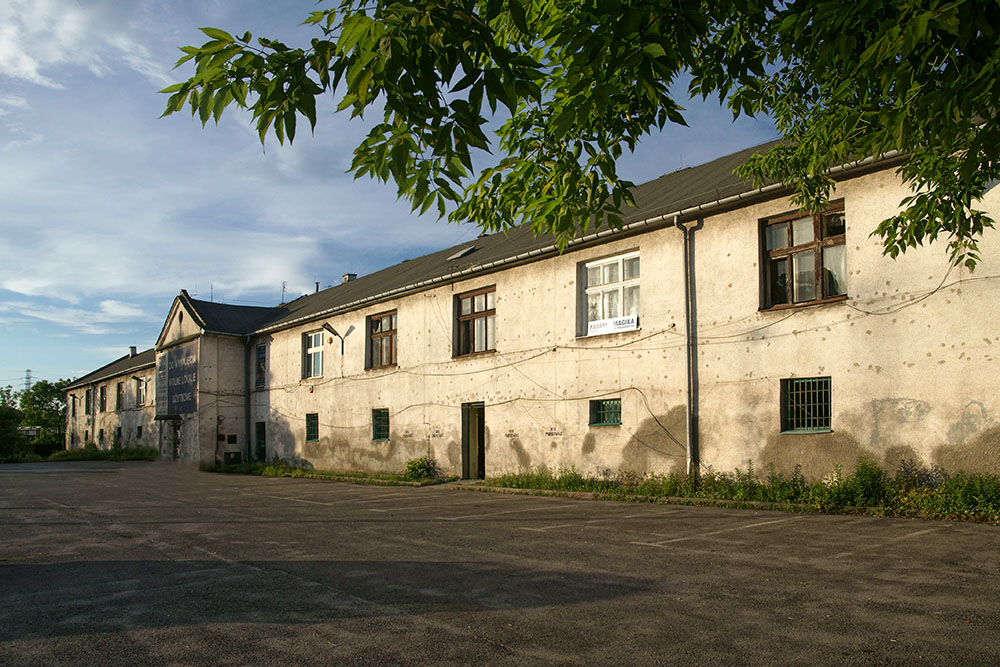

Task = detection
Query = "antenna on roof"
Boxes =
[210,283,214,302]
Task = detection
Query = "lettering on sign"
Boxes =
[156,341,198,416]
[587,315,638,336]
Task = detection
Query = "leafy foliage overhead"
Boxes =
[162,0,1000,266]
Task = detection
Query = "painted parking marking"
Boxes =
[633,516,802,548]
[519,509,689,532]
[369,495,512,513]
[438,503,577,521]
[832,527,941,559]
[520,523,575,533]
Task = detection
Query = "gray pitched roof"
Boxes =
[179,291,281,335]
[65,348,156,390]
[249,139,785,332]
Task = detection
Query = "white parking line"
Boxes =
[369,495,512,513]
[832,527,941,559]
[633,516,801,548]
[438,503,577,521]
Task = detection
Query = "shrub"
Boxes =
[404,456,441,481]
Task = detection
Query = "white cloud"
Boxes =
[0,0,173,88]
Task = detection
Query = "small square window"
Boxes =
[780,377,832,432]
[589,399,622,426]
[372,408,389,441]
[305,413,319,442]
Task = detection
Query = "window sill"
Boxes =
[589,422,622,427]
[780,429,832,435]
[372,437,389,442]
[365,364,398,372]
[760,295,848,312]
[452,349,497,360]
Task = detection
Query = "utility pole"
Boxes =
[24,369,32,392]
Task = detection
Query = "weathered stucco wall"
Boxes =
[65,366,157,451]
[247,167,1000,479]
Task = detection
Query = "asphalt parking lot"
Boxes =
[2,462,998,665]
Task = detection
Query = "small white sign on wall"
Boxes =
[587,315,638,336]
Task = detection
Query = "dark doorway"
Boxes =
[171,422,180,461]
[255,421,266,462]
[462,402,486,480]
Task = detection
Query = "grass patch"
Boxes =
[483,457,1000,523]
[1,442,159,463]
[202,456,456,486]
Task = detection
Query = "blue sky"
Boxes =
[0,0,776,389]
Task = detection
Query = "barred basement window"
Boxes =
[305,413,319,442]
[781,377,832,432]
[372,408,389,441]
[589,398,622,426]
[136,425,142,440]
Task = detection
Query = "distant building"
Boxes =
[64,141,1000,478]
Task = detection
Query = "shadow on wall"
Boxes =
[267,413,313,469]
[0,559,654,642]
[761,431,866,480]
[618,406,688,476]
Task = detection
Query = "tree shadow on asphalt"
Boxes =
[0,558,657,641]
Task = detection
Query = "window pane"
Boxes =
[486,314,495,350]
[623,256,640,280]
[603,289,620,318]
[372,338,382,367]
[624,285,640,317]
[371,317,381,333]
[587,293,601,323]
[474,293,486,312]
[587,266,602,287]
[459,320,471,355]
[765,224,787,251]
[486,291,495,310]
[791,216,814,245]
[461,297,472,316]
[823,245,847,297]
[792,251,816,302]
[475,316,486,352]
[603,262,619,285]
[388,333,396,364]
[768,258,789,305]
[824,211,846,237]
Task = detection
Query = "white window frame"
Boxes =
[304,331,323,378]
[582,251,640,336]
[136,378,147,406]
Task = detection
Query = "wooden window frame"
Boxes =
[454,286,496,357]
[760,201,847,310]
[366,310,398,370]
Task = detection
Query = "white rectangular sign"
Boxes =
[587,315,638,336]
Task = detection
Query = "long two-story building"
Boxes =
[65,141,1000,478]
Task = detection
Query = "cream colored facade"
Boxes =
[65,159,1000,478]
[65,351,157,451]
